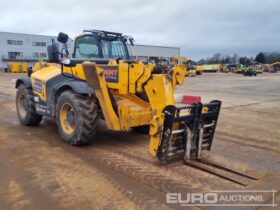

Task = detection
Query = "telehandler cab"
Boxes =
[15,30,258,185]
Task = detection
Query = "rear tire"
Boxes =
[16,84,42,125]
[56,91,98,145]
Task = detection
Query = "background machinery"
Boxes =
[202,64,219,72]
[5,62,28,73]
[219,64,229,73]
[171,56,196,77]
[15,30,258,185]
[195,65,203,75]
[270,62,280,72]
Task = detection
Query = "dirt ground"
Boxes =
[0,71,279,210]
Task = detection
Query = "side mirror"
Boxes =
[57,32,69,44]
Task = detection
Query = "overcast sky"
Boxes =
[0,0,279,60]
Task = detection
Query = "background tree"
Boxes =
[232,53,239,64]
[196,52,280,65]
[263,52,280,64]
[255,52,265,63]
[197,53,240,64]
[239,57,251,65]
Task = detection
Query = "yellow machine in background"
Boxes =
[187,69,196,77]
[170,56,188,63]
[234,65,246,73]
[6,62,28,73]
[171,56,196,77]
[219,64,229,73]
[270,62,280,72]
[203,64,219,72]
[227,64,238,72]
[251,64,263,74]
[195,65,203,75]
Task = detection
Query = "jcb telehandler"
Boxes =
[15,30,258,185]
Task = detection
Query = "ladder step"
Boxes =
[203,133,211,138]
[172,129,185,134]
[168,146,180,152]
[202,138,211,142]
[203,122,215,128]
[167,149,184,157]
[202,144,210,149]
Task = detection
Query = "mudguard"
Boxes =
[54,80,94,96]
[15,78,32,89]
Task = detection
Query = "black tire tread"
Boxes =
[16,85,42,126]
[57,91,98,145]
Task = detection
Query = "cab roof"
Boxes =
[74,29,128,40]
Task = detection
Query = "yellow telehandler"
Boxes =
[15,30,258,185]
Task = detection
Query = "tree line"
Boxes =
[197,52,280,65]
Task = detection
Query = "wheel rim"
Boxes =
[60,103,75,135]
[17,94,27,119]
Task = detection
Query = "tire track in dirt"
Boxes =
[94,129,273,190]
[98,142,221,188]
[99,143,252,190]
[89,129,267,190]
[82,147,208,194]
[95,169,173,210]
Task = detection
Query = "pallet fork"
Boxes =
[157,101,259,186]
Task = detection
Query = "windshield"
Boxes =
[100,39,129,59]
[74,35,130,60]
[74,36,100,59]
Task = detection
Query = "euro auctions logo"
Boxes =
[166,190,277,207]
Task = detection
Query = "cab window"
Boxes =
[100,39,129,59]
[74,36,100,59]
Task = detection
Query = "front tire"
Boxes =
[16,84,42,125]
[56,91,98,145]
